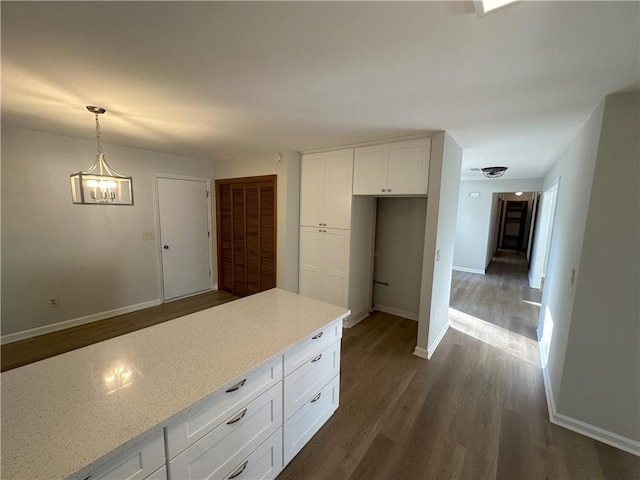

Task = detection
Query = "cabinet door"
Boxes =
[320,228,350,308]
[323,149,353,229]
[299,227,324,300]
[300,153,326,227]
[353,144,389,195]
[387,138,431,195]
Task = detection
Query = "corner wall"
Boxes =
[416,132,462,358]
[1,127,213,337]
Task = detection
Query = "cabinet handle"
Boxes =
[310,392,322,403]
[319,223,322,226]
[388,188,392,192]
[227,460,249,479]
[311,353,322,363]
[226,408,248,425]
[312,331,323,340]
[381,189,386,192]
[323,223,327,226]
[225,379,246,393]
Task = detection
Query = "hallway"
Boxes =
[278,252,639,479]
[449,250,542,365]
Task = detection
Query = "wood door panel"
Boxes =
[216,176,276,296]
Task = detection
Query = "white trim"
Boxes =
[373,304,418,321]
[537,331,640,456]
[452,266,485,275]
[343,308,371,328]
[427,322,449,359]
[301,133,432,155]
[413,346,428,359]
[1,299,162,345]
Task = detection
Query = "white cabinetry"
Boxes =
[300,149,353,230]
[84,431,166,480]
[353,138,431,195]
[299,227,350,308]
[282,321,342,464]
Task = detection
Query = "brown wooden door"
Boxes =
[216,175,276,296]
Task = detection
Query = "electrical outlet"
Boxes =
[142,231,155,241]
[49,296,59,308]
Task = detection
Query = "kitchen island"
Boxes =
[1,288,349,480]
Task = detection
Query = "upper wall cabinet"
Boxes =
[353,138,431,196]
[300,149,354,230]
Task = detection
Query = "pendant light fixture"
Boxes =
[70,106,134,205]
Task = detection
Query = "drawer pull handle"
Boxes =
[311,353,322,363]
[227,460,249,479]
[226,408,248,425]
[225,379,247,393]
[312,332,323,340]
[310,392,322,403]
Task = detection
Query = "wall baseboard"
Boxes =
[413,346,428,359]
[343,308,371,328]
[1,299,162,345]
[427,322,449,359]
[373,304,418,321]
[537,332,640,456]
[452,266,485,275]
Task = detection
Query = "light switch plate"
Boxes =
[142,232,155,241]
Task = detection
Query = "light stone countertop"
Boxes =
[1,289,350,480]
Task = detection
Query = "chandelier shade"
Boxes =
[70,106,134,205]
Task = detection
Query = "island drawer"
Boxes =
[169,384,282,479]
[283,374,340,464]
[82,430,165,480]
[284,319,342,376]
[284,340,341,420]
[219,428,283,480]
[166,356,282,458]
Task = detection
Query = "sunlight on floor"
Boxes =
[523,299,542,307]
[448,307,541,367]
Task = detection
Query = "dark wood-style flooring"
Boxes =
[2,253,637,478]
[278,251,639,479]
[1,290,236,372]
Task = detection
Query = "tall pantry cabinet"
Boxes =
[299,149,376,325]
[299,149,353,308]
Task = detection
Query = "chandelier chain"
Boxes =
[95,112,103,155]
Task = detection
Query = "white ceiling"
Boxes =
[2,1,638,180]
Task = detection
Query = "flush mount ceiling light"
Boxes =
[70,106,134,205]
[482,166,508,178]
[474,0,520,16]
[515,191,524,196]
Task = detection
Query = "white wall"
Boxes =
[347,195,376,324]
[416,132,462,357]
[212,151,300,292]
[373,197,427,320]
[453,178,543,273]
[541,92,639,448]
[1,127,213,336]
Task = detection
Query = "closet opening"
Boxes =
[371,197,427,321]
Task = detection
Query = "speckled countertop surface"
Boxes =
[0,289,349,480]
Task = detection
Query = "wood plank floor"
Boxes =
[1,290,236,372]
[278,252,639,480]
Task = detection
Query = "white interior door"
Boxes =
[529,181,559,289]
[157,176,212,301]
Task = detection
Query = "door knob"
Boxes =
[163,245,169,249]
